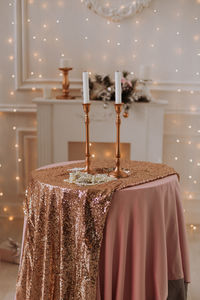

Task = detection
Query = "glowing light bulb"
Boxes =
[56,19,60,23]
[107,39,110,43]
[61,53,65,57]
[18,158,22,162]
[11,74,15,78]
[33,36,36,39]
[107,21,110,25]
[174,157,178,160]
[175,69,179,72]
[117,42,120,46]
[8,38,13,44]
[176,31,180,35]
[3,207,8,212]
[150,44,155,48]
[10,91,14,96]
[9,55,14,60]
[92,154,95,158]
[197,162,200,166]
[43,38,47,42]
[196,72,200,76]
[13,126,16,130]
[15,144,19,148]
[193,226,197,230]
[136,20,139,24]
[177,88,181,92]
[0,164,2,167]
[189,175,192,179]
[55,38,59,41]
[84,36,88,40]
[8,216,14,221]
[13,109,17,112]
[38,74,42,78]
[153,9,157,13]
[42,2,47,8]
[156,27,160,31]
[16,176,20,181]
[27,19,31,23]
[188,125,192,129]
[117,24,121,28]
[176,139,180,143]
[134,39,138,43]
[190,90,194,94]
[193,35,199,41]
[188,141,192,145]
[189,194,192,199]
[194,180,197,184]
[0,192,3,196]
[85,18,89,21]
[32,87,36,91]
[38,58,42,62]
[43,24,47,28]
[189,159,193,162]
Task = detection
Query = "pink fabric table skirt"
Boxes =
[96,174,190,300]
[17,161,190,300]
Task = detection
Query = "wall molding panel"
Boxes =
[15,127,37,195]
[14,0,200,92]
[14,0,81,91]
[0,103,37,112]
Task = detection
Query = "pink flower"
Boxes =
[121,78,132,87]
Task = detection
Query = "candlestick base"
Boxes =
[109,168,129,179]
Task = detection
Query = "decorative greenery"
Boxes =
[89,71,150,117]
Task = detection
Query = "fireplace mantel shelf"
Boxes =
[33,97,168,168]
[33,98,168,106]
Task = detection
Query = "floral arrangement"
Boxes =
[89,71,151,117]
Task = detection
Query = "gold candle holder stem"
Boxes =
[83,103,91,173]
[110,104,128,179]
[56,68,75,100]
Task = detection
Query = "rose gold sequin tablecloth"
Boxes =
[15,161,190,300]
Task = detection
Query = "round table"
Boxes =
[16,161,190,300]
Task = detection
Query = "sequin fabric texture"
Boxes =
[16,160,178,300]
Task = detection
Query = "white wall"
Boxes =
[0,0,200,222]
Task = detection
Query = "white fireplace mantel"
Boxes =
[33,98,168,167]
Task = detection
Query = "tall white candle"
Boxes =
[59,58,71,68]
[82,72,90,103]
[115,71,122,104]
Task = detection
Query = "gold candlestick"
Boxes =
[83,103,92,173]
[110,104,129,179]
[56,68,75,99]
